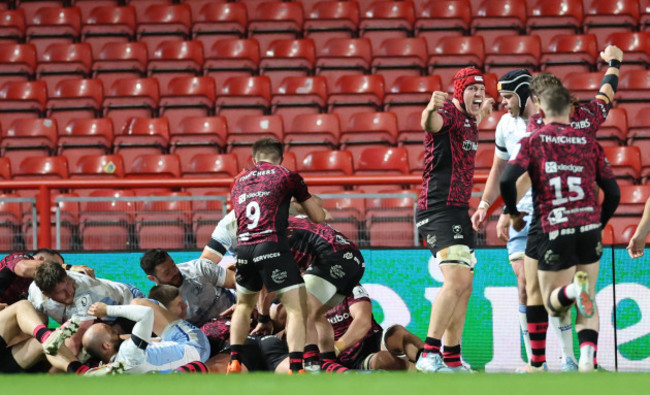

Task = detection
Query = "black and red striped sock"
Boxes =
[443,344,462,368]
[66,361,90,374]
[304,344,320,365]
[320,351,349,373]
[422,337,441,357]
[289,351,303,372]
[33,325,52,343]
[230,344,243,362]
[176,361,209,373]
[578,329,598,368]
[526,305,548,367]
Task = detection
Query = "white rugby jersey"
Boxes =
[494,113,534,214]
[28,271,134,324]
[177,259,235,326]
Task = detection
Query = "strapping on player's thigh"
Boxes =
[436,245,477,271]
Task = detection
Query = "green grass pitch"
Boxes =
[2,372,649,395]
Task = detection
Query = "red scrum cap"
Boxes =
[453,67,485,105]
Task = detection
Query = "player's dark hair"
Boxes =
[140,249,171,275]
[539,85,572,117]
[34,261,67,293]
[148,284,180,308]
[252,138,283,163]
[33,248,64,263]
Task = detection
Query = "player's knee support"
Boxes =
[303,274,338,306]
[436,245,477,270]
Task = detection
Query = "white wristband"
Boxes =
[478,200,490,210]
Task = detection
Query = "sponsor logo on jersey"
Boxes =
[548,208,568,225]
[343,252,353,260]
[271,269,287,284]
[462,140,479,151]
[238,191,271,204]
[544,162,584,173]
[416,218,430,227]
[239,169,276,180]
[253,252,281,263]
[426,234,437,248]
[544,249,560,264]
[580,223,600,233]
[452,224,463,239]
[330,265,345,279]
[570,119,592,130]
[328,312,350,324]
[540,134,587,144]
[595,241,603,256]
[336,235,351,246]
[237,258,249,265]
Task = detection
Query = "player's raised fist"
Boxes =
[601,45,623,63]
[429,91,448,111]
[88,302,108,318]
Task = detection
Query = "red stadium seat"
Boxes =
[192,191,229,248]
[81,5,135,56]
[371,37,427,89]
[359,1,415,53]
[628,106,650,170]
[428,36,485,88]
[285,113,341,163]
[215,76,271,130]
[327,74,384,128]
[304,0,359,49]
[365,189,417,246]
[248,2,304,52]
[36,42,92,92]
[299,149,354,177]
[415,0,471,49]
[315,37,372,89]
[616,224,650,245]
[354,146,409,193]
[17,0,65,23]
[228,114,284,166]
[58,118,114,170]
[0,157,10,179]
[470,0,527,50]
[103,77,160,133]
[1,118,57,170]
[341,111,398,162]
[0,43,36,88]
[617,184,650,215]
[541,34,598,80]
[180,153,238,194]
[602,223,614,245]
[260,39,316,91]
[170,116,228,168]
[271,76,328,131]
[0,193,23,250]
[46,78,103,131]
[159,76,216,132]
[526,0,583,50]
[125,153,181,180]
[563,72,604,103]
[642,0,650,31]
[191,2,247,51]
[398,112,426,174]
[583,0,640,48]
[0,10,26,44]
[79,189,135,250]
[147,40,204,91]
[603,145,642,185]
[617,70,650,121]
[321,190,366,244]
[385,75,442,132]
[136,4,192,53]
[485,35,541,77]
[70,154,125,179]
[603,32,650,70]
[204,38,260,89]
[597,108,628,146]
[114,117,169,167]
[474,145,494,176]
[137,191,192,250]
[26,7,81,56]
[92,42,148,90]
[0,80,47,126]
[14,156,68,180]
[478,109,506,142]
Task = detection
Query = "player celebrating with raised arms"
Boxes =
[500,84,620,373]
[415,67,494,373]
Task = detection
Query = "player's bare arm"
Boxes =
[471,155,508,231]
[298,196,327,224]
[334,301,373,355]
[596,45,623,104]
[421,91,447,133]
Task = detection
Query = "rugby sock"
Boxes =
[526,305,548,367]
[176,361,209,373]
[519,305,532,363]
[33,325,52,343]
[66,361,90,374]
[550,311,576,363]
[422,337,441,357]
[289,351,303,372]
[304,344,320,366]
[578,329,598,369]
[230,344,243,362]
[442,344,462,368]
[320,351,349,373]
[557,286,576,307]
